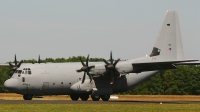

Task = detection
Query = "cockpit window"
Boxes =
[28,71,31,75]
[21,68,32,75]
[22,77,25,82]
[18,70,22,74]
[15,70,18,73]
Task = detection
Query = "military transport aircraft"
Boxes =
[3,10,199,101]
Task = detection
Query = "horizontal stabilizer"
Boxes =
[132,59,198,72]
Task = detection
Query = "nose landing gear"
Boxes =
[23,94,33,100]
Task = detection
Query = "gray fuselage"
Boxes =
[4,59,159,96]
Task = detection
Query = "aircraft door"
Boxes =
[22,77,31,94]
[41,82,49,94]
[21,77,30,94]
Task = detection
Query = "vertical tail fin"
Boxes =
[150,10,184,60]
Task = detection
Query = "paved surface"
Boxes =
[1,100,200,104]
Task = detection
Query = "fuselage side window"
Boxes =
[28,68,30,70]
[25,71,27,74]
[22,77,25,82]
[18,70,22,74]
[28,71,31,75]
[22,71,24,74]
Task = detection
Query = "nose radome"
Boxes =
[4,79,19,90]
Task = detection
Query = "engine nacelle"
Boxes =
[70,79,96,93]
[89,64,106,75]
[116,62,133,73]
[90,62,134,75]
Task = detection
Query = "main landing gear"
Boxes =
[69,94,110,101]
[100,95,110,101]
[70,94,79,101]
[23,94,33,100]
[22,94,110,101]
[91,94,100,101]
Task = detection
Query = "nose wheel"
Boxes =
[23,94,33,100]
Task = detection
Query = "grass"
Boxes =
[2,93,200,101]
[1,104,200,112]
[1,93,200,112]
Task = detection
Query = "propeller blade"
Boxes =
[76,69,82,72]
[9,62,14,68]
[103,51,121,84]
[80,57,85,66]
[38,55,41,64]
[77,55,94,84]
[88,65,95,70]
[82,72,86,83]
[88,74,93,82]
[110,51,113,64]
[103,59,109,65]
[17,60,23,68]
[14,54,17,66]
[114,58,120,66]
[86,55,89,67]
[87,66,94,82]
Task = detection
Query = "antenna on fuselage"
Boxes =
[32,55,41,64]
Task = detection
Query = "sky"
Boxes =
[0,0,200,63]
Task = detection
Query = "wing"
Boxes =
[131,59,198,73]
[175,61,200,65]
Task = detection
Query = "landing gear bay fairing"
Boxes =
[3,10,199,101]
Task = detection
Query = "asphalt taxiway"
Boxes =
[1,100,200,104]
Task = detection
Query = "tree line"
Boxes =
[1,56,200,95]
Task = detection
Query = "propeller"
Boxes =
[76,55,95,83]
[32,55,41,64]
[9,54,23,71]
[103,51,120,84]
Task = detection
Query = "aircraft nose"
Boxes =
[4,79,19,90]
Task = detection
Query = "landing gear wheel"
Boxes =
[100,95,110,101]
[91,95,100,101]
[23,94,33,100]
[70,94,79,101]
[80,94,89,101]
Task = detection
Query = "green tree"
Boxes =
[0,66,13,92]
